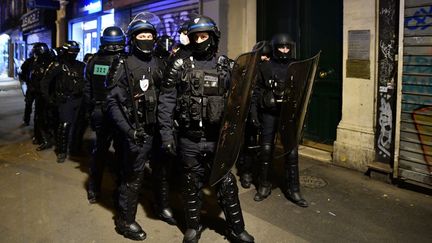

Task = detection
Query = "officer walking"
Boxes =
[19,48,35,128]
[238,41,272,189]
[251,33,308,207]
[84,26,126,203]
[105,17,166,240]
[29,43,54,151]
[40,41,85,163]
[158,15,255,243]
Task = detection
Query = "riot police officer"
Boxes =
[106,18,165,240]
[158,15,255,243]
[239,41,272,189]
[40,41,85,163]
[84,26,126,203]
[29,43,54,151]
[251,33,308,207]
[20,48,35,128]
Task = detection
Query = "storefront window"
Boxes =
[0,34,10,78]
[69,10,114,61]
[101,12,115,33]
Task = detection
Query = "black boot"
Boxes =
[183,225,203,243]
[284,148,308,208]
[218,173,255,243]
[253,183,271,202]
[116,172,146,241]
[153,161,177,225]
[36,140,52,151]
[226,229,255,243]
[115,218,146,241]
[254,144,272,202]
[240,173,252,189]
[182,173,203,243]
[57,153,66,163]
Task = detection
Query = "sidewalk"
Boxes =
[0,76,21,94]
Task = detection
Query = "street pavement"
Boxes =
[0,77,431,243]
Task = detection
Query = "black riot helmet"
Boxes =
[61,41,80,61]
[187,15,220,55]
[127,19,157,54]
[154,35,175,58]
[32,42,50,58]
[100,26,126,52]
[253,40,272,59]
[271,33,295,60]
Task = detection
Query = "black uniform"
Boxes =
[105,16,166,240]
[250,33,308,207]
[84,48,123,203]
[20,56,35,127]
[158,15,254,243]
[30,45,54,151]
[238,41,272,189]
[40,42,85,163]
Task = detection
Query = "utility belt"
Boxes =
[179,124,219,142]
[177,95,225,127]
[122,89,157,126]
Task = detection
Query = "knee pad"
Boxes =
[126,172,145,193]
[217,172,238,202]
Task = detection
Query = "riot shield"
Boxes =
[278,52,321,153]
[209,50,261,186]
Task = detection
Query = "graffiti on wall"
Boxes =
[412,107,432,168]
[399,2,432,185]
[157,10,198,41]
[376,0,398,161]
[405,6,432,30]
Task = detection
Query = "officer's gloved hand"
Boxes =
[134,129,148,144]
[130,129,149,145]
[162,140,177,157]
[251,118,261,129]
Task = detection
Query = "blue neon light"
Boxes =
[79,0,102,15]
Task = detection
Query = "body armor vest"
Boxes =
[261,61,291,109]
[123,56,160,126]
[29,58,52,92]
[57,60,85,97]
[177,57,228,130]
[90,54,117,101]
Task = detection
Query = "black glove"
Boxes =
[251,117,261,128]
[131,129,149,145]
[161,140,177,157]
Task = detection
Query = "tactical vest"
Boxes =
[29,59,51,92]
[177,57,228,131]
[90,54,117,101]
[57,61,85,97]
[261,61,291,109]
[123,57,160,126]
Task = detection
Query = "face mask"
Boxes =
[179,33,190,45]
[135,39,154,54]
[65,52,78,61]
[193,37,211,53]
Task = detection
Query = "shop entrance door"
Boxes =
[83,30,98,57]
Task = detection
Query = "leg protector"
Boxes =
[115,171,146,240]
[254,144,273,201]
[56,122,70,163]
[182,172,203,231]
[218,173,254,243]
[284,149,308,207]
[153,161,176,225]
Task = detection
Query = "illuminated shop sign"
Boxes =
[79,0,102,15]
